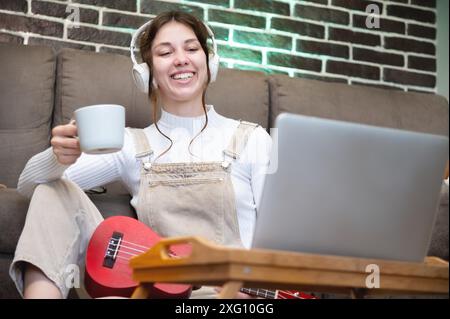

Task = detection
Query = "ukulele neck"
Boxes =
[240,288,277,299]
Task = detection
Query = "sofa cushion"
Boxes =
[0,44,56,187]
[0,188,136,254]
[88,193,137,220]
[54,48,151,128]
[269,75,449,136]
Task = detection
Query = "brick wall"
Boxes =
[0,0,438,93]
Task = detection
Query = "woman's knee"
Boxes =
[32,179,86,204]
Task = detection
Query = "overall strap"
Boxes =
[127,128,154,159]
[223,120,259,160]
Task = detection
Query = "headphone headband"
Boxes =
[130,19,218,62]
[130,21,151,66]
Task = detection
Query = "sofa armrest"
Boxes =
[427,181,449,261]
[0,188,30,254]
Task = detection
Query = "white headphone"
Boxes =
[130,19,220,93]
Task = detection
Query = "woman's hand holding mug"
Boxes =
[51,120,82,165]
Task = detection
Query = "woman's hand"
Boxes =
[50,121,82,165]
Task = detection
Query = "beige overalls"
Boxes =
[10,120,259,299]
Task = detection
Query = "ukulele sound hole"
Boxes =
[103,231,123,269]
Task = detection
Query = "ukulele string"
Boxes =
[242,288,275,299]
[112,251,181,268]
[110,240,179,257]
[110,242,147,254]
[247,290,275,299]
[108,237,180,262]
[120,239,151,249]
[108,242,179,263]
[241,288,305,299]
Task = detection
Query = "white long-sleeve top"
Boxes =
[17,106,272,248]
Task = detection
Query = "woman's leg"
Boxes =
[23,264,62,299]
[10,179,104,299]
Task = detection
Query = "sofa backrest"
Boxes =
[0,44,56,188]
[206,68,269,128]
[270,75,449,137]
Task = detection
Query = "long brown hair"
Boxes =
[139,11,212,161]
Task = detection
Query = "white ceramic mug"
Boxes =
[74,104,125,154]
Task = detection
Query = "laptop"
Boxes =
[252,113,448,262]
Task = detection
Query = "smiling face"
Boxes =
[151,21,208,106]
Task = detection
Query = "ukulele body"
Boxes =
[85,216,192,298]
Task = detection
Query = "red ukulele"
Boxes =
[85,216,317,299]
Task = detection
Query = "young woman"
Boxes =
[10,11,271,299]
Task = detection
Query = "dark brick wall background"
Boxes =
[0,0,439,93]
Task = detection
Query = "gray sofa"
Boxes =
[0,43,448,298]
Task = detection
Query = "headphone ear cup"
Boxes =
[132,62,150,93]
[208,53,220,83]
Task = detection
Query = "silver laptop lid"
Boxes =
[252,113,448,262]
